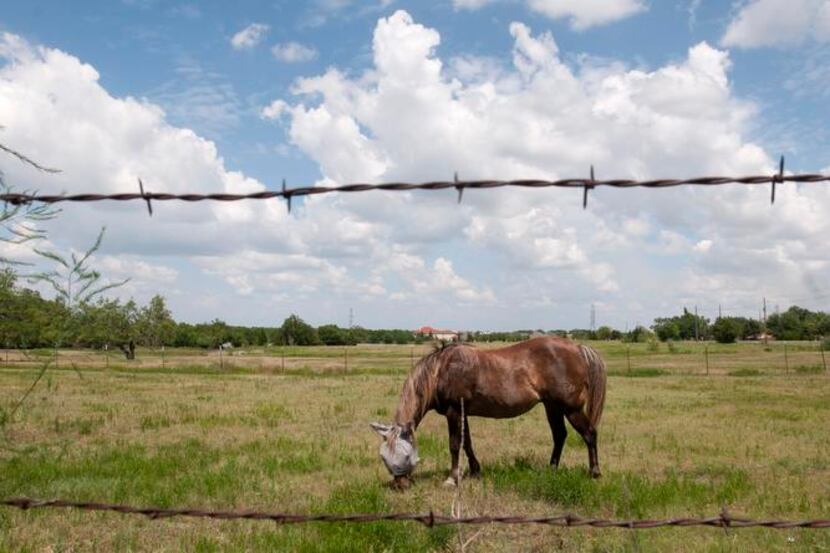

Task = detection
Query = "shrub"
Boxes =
[712,317,740,344]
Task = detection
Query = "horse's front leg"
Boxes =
[444,407,462,486]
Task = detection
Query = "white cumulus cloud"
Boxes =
[265,10,830,325]
[452,0,498,10]
[230,23,270,50]
[722,0,830,48]
[5,9,830,329]
[527,0,647,30]
[271,42,318,63]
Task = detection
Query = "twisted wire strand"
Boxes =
[3,498,830,529]
[1,173,829,206]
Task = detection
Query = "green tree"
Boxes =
[652,319,680,342]
[739,318,762,340]
[318,324,348,346]
[766,306,829,340]
[280,314,320,346]
[136,295,175,348]
[711,317,741,344]
[624,325,653,343]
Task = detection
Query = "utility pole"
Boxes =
[694,305,700,341]
[763,297,768,345]
[590,303,596,333]
[348,307,354,329]
[718,304,722,319]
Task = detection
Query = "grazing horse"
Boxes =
[370,336,607,488]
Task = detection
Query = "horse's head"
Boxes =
[370,422,418,486]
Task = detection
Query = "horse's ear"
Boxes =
[370,422,393,438]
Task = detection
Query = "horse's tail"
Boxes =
[579,344,607,428]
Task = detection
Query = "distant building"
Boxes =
[416,326,459,342]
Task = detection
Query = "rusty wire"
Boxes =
[2,497,830,530]
[1,170,829,212]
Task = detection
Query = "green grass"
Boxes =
[1,343,829,551]
[485,458,751,517]
[729,368,762,377]
[609,368,667,377]
[794,364,824,374]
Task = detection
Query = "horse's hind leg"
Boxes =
[444,408,462,486]
[463,413,481,477]
[564,410,601,478]
[543,402,567,468]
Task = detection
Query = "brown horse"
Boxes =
[370,336,607,488]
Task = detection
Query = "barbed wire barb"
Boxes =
[138,178,152,217]
[282,178,291,214]
[772,155,784,205]
[583,165,595,209]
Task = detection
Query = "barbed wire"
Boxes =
[1,165,829,213]
[2,497,829,529]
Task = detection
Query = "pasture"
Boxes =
[1,341,829,552]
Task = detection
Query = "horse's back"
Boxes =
[437,337,589,417]
[488,336,591,409]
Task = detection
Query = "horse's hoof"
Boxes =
[591,469,602,479]
[443,477,457,488]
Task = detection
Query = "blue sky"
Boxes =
[1,1,829,330]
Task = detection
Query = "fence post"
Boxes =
[821,342,827,374]
[219,346,224,371]
[705,345,709,376]
[161,345,165,370]
[281,344,285,372]
[626,345,631,374]
[783,344,788,374]
[105,344,109,369]
[344,347,348,372]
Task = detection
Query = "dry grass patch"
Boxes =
[1,345,829,551]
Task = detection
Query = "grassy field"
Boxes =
[0,341,829,552]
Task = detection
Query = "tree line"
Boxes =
[651,306,830,344]
[2,269,828,351]
[0,270,424,351]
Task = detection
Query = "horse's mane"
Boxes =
[395,342,466,427]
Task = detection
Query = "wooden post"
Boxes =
[784,344,788,374]
[626,346,631,374]
[105,344,109,369]
[219,346,224,371]
[161,345,165,370]
[821,343,827,374]
[705,345,709,376]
